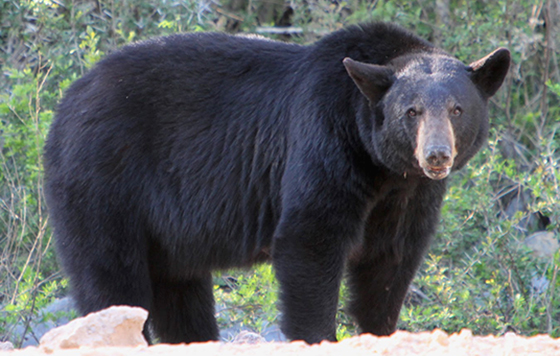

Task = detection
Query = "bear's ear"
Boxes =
[468,47,510,98]
[343,58,395,103]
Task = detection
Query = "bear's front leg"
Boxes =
[272,203,365,344]
[347,181,445,335]
[347,244,429,335]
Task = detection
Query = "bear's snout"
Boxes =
[425,145,452,168]
[422,145,453,180]
[415,117,457,180]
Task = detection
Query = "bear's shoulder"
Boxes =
[314,22,445,64]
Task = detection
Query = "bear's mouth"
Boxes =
[422,165,451,180]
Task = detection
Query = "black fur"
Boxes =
[43,22,509,344]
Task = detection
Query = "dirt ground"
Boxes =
[1,329,559,356]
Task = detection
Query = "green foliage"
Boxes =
[215,265,279,335]
[1,0,559,345]
[0,63,60,344]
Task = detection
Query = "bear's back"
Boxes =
[43,23,442,271]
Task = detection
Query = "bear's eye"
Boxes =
[406,108,417,118]
[452,106,463,117]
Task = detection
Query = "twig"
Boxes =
[539,0,553,136]
[546,261,557,334]
[213,6,245,22]
[256,26,304,35]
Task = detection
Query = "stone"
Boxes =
[0,341,14,351]
[232,331,266,344]
[524,231,559,258]
[39,305,148,352]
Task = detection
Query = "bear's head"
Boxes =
[343,48,510,180]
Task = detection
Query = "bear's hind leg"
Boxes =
[149,273,219,344]
[59,231,155,342]
[50,203,156,342]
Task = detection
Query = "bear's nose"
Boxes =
[425,145,452,167]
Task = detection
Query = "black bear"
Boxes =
[44,22,510,344]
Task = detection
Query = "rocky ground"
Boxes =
[1,306,559,356]
[5,297,286,347]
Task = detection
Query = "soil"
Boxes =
[1,329,559,356]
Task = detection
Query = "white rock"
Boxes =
[0,341,14,351]
[232,330,267,344]
[39,305,148,352]
[524,231,559,258]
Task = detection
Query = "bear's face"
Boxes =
[380,55,488,179]
[343,48,510,180]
